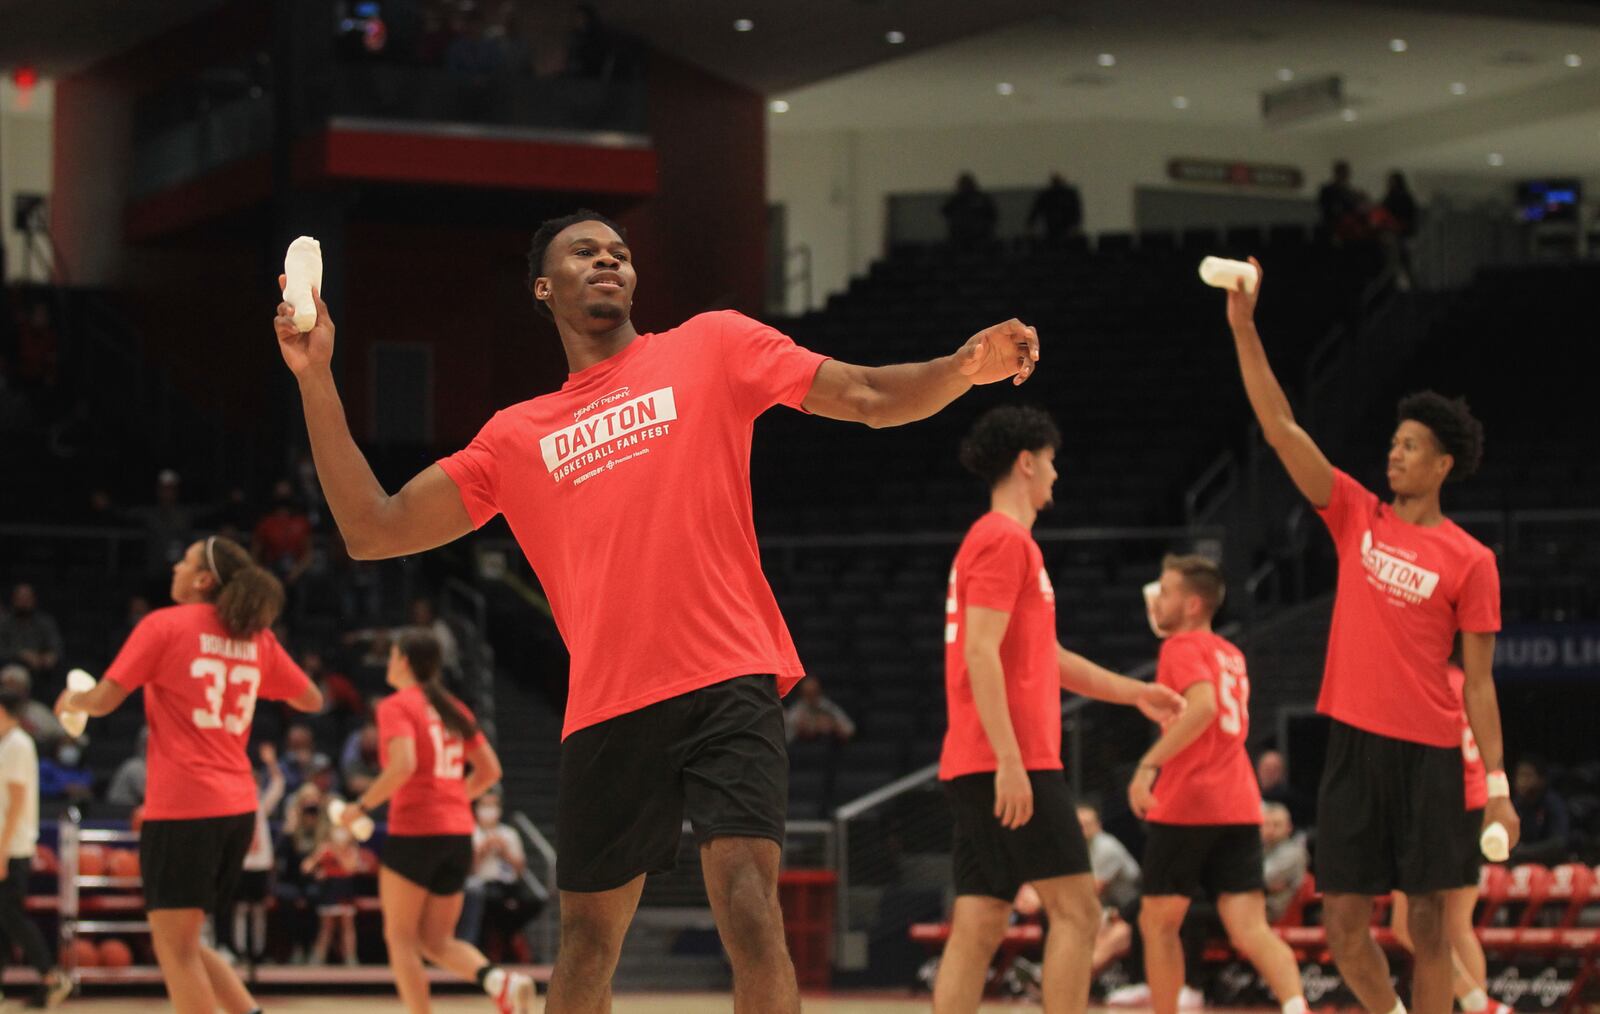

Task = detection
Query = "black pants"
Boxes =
[0,856,53,975]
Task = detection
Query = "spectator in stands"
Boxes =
[108,594,152,661]
[1317,161,1360,237]
[208,485,258,543]
[0,583,62,681]
[107,727,149,806]
[1510,755,1571,864]
[0,666,67,752]
[467,789,542,957]
[77,488,125,528]
[340,719,382,798]
[253,480,314,585]
[1079,803,1140,909]
[1028,173,1083,244]
[301,649,366,751]
[1381,172,1420,290]
[942,173,999,247]
[565,3,619,79]
[233,742,284,963]
[1261,802,1308,924]
[410,597,461,673]
[129,469,193,577]
[1255,749,1311,829]
[784,678,855,743]
[0,688,74,1006]
[299,816,360,965]
[280,723,332,796]
[37,738,92,802]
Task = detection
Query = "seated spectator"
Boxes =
[0,665,68,752]
[38,739,92,802]
[108,594,152,662]
[0,583,63,681]
[1079,803,1140,909]
[1028,173,1083,243]
[466,790,543,957]
[279,724,333,797]
[1261,802,1308,923]
[1511,755,1571,864]
[1256,749,1311,829]
[784,678,855,744]
[253,480,314,585]
[128,469,193,579]
[107,727,149,806]
[409,598,461,674]
[339,720,381,798]
[942,173,998,247]
[301,649,366,751]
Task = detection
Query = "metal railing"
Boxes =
[508,811,559,963]
[1184,451,1238,527]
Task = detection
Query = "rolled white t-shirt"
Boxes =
[0,727,40,860]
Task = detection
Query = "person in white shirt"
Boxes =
[784,679,856,744]
[230,742,287,962]
[468,792,542,952]
[0,688,71,1007]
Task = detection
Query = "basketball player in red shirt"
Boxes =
[56,536,322,1014]
[1223,259,1518,1014]
[1391,661,1512,1014]
[274,209,1041,1013]
[1126,555,1306,1014]
[338,628,532,1014]
[936,406,1184,1014]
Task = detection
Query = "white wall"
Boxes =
[1,78,55,283]
[769,117,1350,311]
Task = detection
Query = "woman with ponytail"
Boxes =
[339,628,532,1014]
[55,535,324,1014]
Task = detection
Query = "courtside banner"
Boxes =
[1494,623,1600,679]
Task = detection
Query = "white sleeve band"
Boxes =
[1486,771,1510,799]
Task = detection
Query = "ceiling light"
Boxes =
[770,99,789,113]
[733,18,754,32]
[1450,81,1467,95]
[996,82,1015,96]
[885,30,905,45]
[1341,107,1358,122]
[1098,53,1116,67]
[1276,68,1294,82]
[1487,153,1505,167]
[1565,53,1582,68]
[1389,38,1408,53]
[1172,96,1189,109]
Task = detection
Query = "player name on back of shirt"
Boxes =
[539,386,678,484]
[198,633,259,662]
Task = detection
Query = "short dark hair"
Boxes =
[526,209,628,321]
[958,406,1061,488]
[1397,390,1484,482]
[0,688,24,719]
[1162,553,1226,616]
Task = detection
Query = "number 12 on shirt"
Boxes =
[428,711,465,779]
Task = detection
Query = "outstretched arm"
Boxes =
[1224,259,1334,508]
[803,319,1039,428]
[1461,631,1520,848]
[1057,647,1185,722]
[274,278,472,559]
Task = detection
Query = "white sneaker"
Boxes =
[492,972,536,1014]
[1107,983,1152,1007]
[1179,986,1205,1010]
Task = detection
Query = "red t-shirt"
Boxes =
[1449,665,1489,810]
[940,512,1062,780]
[376,684,486,836]
[253,512,312,564]
[104,604,311,820]
[1146,631,1262,825]
[1315,470,1501,748]
[438,311,828,737]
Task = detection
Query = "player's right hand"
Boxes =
[1128,765,1158,819]
[1224,256,1263,333]
[274,275,336,377]
[994,761,1034,829]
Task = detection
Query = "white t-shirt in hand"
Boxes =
[0,727,41,860]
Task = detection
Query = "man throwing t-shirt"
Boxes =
[272,210,1041,1013]
[1221,258,1519,1014]
[1127,554,1306,1014]
[936,406,1183,1014]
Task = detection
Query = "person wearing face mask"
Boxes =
[467,791,542,959]
[336,629,532,1013]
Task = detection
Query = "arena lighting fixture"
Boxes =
[1488,152,1505,166]
[1390,38,1408,53]
[886,30,905,44]
[1450,81,1467,95]
[733,18,754,32]
[1276,68,1294,81]
[770,99,790,113]
[1098,53,1116,67]
[996,81,1015,95]
[1172,95,1189,109]
[1566,53,1583,68]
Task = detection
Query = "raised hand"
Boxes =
[274,274,336,378]
[956,318,1040,387]
[1224,257,1263,334]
